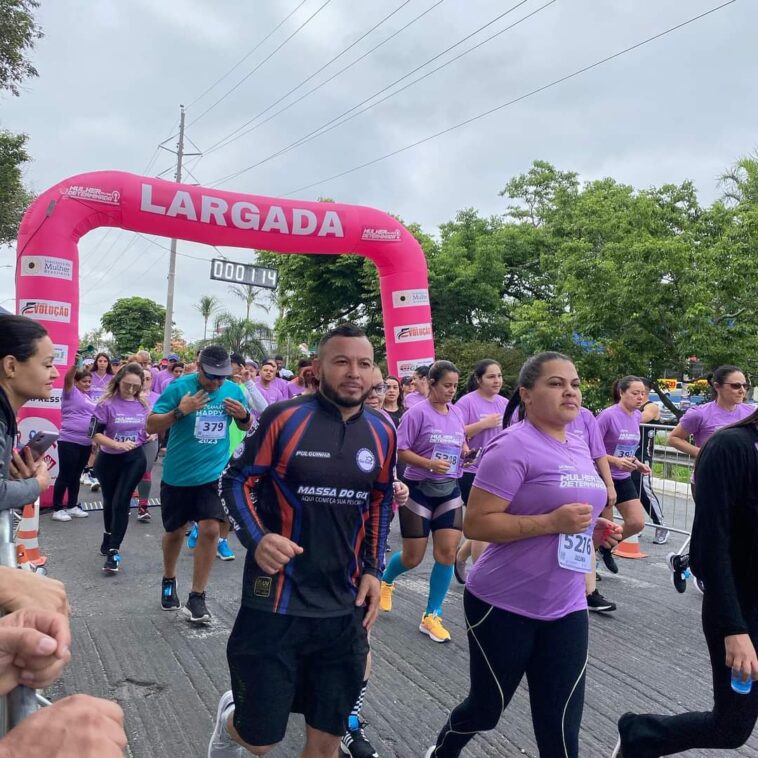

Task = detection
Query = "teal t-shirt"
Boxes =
[153,373,248,487]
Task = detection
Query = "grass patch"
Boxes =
[652,461,692,484]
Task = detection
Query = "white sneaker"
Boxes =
[653,528,670,545]
[51,510,72,522]
[424,748,436,758]
[66,505,89,518]
[88,475,101,492]
[79,472,88,485]
[207,690,243,757]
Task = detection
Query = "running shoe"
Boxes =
[379,582,394,612]
[51,510,71,522]
[66,505,88,518]
[88,474,100,492]
[216,538,235,561]
[424,749,436,758]
[419,612,451,643]
[587,589,617,613]
[611,735,623,757]
[667,551,688,594]
[79,471,89,485]
[693,576,705,594]
[161,577,180,611]
[653,527,670,545]
[599,546,619,574]
[207,690,241,757]
[340,718,379,757]
[453,548,467,585]
[137,504,151,522]
[183,591,212,624]
[100,532,111,556]
[103,549,120,574]
[187,523,199,550]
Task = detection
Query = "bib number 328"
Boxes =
[557,530,593,573]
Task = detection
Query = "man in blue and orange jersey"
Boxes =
[209,323,396,758]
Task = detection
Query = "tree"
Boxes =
[0,0,42,96]
[0,131,33,244]
[101,297,166,355]
[228,284,271,322]
[194,295,219,342]
[79,328,115,355]
[212,314,269,360]
[0,0,42,245]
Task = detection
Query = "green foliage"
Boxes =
[101,297,166,355]
[0,0,42,96]
[211,314,270,360]
[194,295,219,342]
[0,130,33,244]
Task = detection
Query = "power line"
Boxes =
[185,0,310,110]
[203,0,416,155]
[280,0,736,197]
[208,0,544,186]
[185,0,334,129]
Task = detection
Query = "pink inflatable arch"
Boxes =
[14,171,435,489]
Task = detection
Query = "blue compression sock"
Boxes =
[426,561,454,615]
[382,551,409,585]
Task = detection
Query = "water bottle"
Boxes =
[730,671,753,695]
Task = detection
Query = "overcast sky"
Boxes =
[0,0,753,343]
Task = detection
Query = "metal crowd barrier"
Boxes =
[0,508,41,737]
[635,423,696,549]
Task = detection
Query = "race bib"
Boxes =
[194,415,227,441]
[557,529,594,573]
[431,443,462,475]
[114,432,137,443]
[613,442,637,459]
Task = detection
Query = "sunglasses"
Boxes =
[120,381,142,391]
[203,370,226,382]
[724,382,749,390]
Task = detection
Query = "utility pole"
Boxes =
[162,105,185,357]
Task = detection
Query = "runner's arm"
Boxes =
[667,423,699,458]
[363,430,396,578]
[243,380,268,415]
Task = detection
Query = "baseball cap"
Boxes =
[245,358,259,369]
[166,353,180,361]
[199,345,233,377]
[279,368,294,380]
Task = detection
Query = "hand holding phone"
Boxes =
[24,431,60,462]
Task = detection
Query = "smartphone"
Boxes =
[23,431,60,461]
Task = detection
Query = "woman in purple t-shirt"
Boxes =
[51,363,95,522]
[91,362,149,574]
[89,352,113,401]
[595,376,651,574]
[381,361,467,644]
[403,364,431,409]
[134,368,161,523]
[452,359,507,582]
[426,352,622,758]
[668,364,753,458]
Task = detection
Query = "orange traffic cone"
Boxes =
[15,501,47,568]
[612,532,648,560]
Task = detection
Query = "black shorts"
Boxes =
[399,480,464,539]
[459,471,476,504]
[160,480,225,533]
[227,606,369,746]
[613,476,639,505]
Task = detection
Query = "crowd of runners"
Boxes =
[0,312,756,757]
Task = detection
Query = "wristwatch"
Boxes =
[173,408,186,420]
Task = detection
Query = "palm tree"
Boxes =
[194,295,219,342]
[228,284,271,322]
[212,313,270,360]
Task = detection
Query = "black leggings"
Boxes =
[431,590,588,758]
[94,448,146,551]
[619,594,758,756]
[52,441,91,510]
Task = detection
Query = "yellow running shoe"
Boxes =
[379,581,394,612]
[419,612,451,643]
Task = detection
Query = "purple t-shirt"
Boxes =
[286,381,306,399]
[396,400,466,480]
[680,401,755,448]
[153,369,174,394]
[92,396,149,455]
[596,404,642,480]
[566,407,606,460]
[144,391,161,411]
[455,391,508,473]
[89,372,111,401]
[60,387,96,446]
[404,391,426,409]
[466,420,608,620]
[254,378,286,405]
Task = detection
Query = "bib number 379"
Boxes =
[557,530,593,573]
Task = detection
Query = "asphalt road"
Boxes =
[35,463,758,757]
